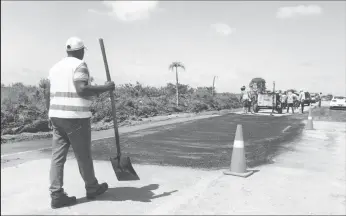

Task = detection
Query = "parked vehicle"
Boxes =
[329,96,346,109]
[254,92,282,114]
[325,94,333,101]
[302,92,311,105]
[321,96,329,101]
[310,93,317,103]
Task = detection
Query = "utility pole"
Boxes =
[212,76,217,97]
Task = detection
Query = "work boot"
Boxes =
[51,192,77,209]
[86,182,108,199]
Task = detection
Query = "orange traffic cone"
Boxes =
[306,106,314,130]
[223,124,255,178]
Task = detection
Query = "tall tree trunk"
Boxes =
[175,67,179,106]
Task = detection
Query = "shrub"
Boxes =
[1,81,242,135]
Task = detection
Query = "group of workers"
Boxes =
[280,90,306,114]
[240,85,322,114]
[280,90,322,114]
[240,85,256,114]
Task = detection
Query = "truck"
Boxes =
[254,92,283,114]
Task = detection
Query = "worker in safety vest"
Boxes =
[318,92,322,108]
[298,89,306,113]
[286,91,297,113]
[240,86,251,114]
[247,89,256,114]
[45,37,115,209]
[281,91,287,109]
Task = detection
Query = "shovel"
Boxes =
[99,38,140,181]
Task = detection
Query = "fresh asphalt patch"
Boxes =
[2,112,306,170]
[91,113,305,169]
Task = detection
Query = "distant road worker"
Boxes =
[45,37,116,209]
[298,89,306,113]
[240,86,251,114]
[286,91,297,114]
[291,91,299,111]
[318,92,322,108]
[281,91,287,110]
[248,89,256,114]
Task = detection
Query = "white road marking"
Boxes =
[282,126,292,133]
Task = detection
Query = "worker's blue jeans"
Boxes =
[49,117,99,196]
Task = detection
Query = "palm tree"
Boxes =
[169,61,185,106]
[212,76,217,97]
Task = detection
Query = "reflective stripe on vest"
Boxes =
[50,92,92,112]
[48,57,92,119]
[50,104,90,112]
[50,92,81,98]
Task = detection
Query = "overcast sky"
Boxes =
[1,1,345,95]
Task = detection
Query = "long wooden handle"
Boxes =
[99,38,121,157]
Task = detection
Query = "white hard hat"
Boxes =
[65,37,86,51]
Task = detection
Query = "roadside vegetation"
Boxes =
[1,80,241,137]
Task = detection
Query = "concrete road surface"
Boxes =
[1,104,346,215]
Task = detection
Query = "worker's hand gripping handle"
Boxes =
[99,38,121,158]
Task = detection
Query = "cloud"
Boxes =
[276,5,323,19]
[87,8,105,15]
[211,23,236,36]
[97,1,159,22]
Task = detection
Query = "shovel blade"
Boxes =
[110,156,140,181]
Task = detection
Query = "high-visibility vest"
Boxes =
[241,90,250,100]
[299,92,305,101]
[287,94,295,103]
[48,57,92,119]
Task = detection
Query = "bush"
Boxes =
[1,82,48,135]
[1,81,242,135]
